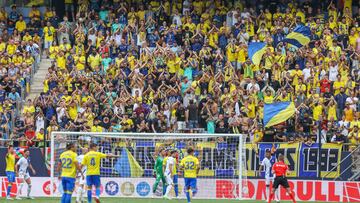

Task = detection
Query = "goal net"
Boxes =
[50,132,248,200]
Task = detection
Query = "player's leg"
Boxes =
[86,176,93,203]
[190,178,197,196]
[6,171,15,199]
[16,172,25,199]
[184,178,191,203]
[61,178,68,203]
[164,175,173,199]
[271,177,280,202]
[161,175,167,195]
[65,178,76,203]
[93,175,101,203]
[268,177,280,203]
[152,174,161,193]
[25,173,33,199]
[76,176,85,203]
[173,174,179,197]
[283,179,296,203]
[265,176,270,202]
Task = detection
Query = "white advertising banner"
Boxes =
[1,177,359,202]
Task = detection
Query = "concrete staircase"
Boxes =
[28,58,51,99]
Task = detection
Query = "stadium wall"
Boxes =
[0,177,359,202]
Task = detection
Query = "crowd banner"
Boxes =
[246,143,343,178]
[1,177,359,202]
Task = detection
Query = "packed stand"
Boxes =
[0,5,42,143]
[10,0,360,150]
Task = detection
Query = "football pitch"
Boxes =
[2,198,330,203]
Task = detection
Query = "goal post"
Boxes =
[50,132,248,200]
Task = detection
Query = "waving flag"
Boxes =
[248,42,267,65]
[114,148,144,177]
[264,102,296,127]
[283,25,311,48]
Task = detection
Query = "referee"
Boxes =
[268,154,296,203]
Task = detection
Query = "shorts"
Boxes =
[76,175,86,185]
[6,171,15,183]
[188,120,198,129]
[165,174,173,185]
[86,175,101,187]
[177,121,186,130]
[184,178,197,190]
[273,176,290,189]
[19,171,30,180]
[65,3,74,12]
[44,40,52,49]
[265,175,274,185]
[62,177,76,193]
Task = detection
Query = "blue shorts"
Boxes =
[62,177,75,193]
[184,178,197,189]
[86,175,101,187]
[173,175,178,185]
[6,171,15,183]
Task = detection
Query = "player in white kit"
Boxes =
[259,150,279,203]
[163,150,177,200]
[76,148,88,203]
[15,149,36,200]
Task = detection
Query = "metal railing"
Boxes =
[322,145,360,180]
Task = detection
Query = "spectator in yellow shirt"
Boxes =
[15,15,26,33]
[29,5,41,21]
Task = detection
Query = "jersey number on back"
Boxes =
[61,158,72,169]
[185,161,195,170]
[90,157,96,166]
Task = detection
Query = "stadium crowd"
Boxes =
[0,0,359,150]
[0,4,42,145]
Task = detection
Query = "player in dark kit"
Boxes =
[268,154,296,203]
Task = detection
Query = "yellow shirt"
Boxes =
[76,55,86,71]
[23,35,32,42]
[57,56,66,70]
[313,105,323,121]
[59,150,78,178]
[6,153,15,172]
[44,26,56,41]
[49,46,58,59]
[7,44,17,55]
[23,105,35,114]
[81,151,107,176]
[15,20,26,32]
[264,95,274,104]
[180,155,199,178]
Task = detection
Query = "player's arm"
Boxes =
[285,164,290,177]
[195,158,200,175]
[29,162,36,175]
[258,164,263,176]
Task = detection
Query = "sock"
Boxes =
[87,189,92,203]
[186,190,191,203]
[152,181,159,193]
[165,184,172,196]
[7,184,12,197]
[27,184,32,197]
[274,189,279,201]
[61,193,66,203]
[77,187,83,201]
[266,185,270,200]
[17,183,24,197]
[268,192,274,203]
[162,184,166,195]
[65,193,71,203]
[174,184,179,197]
[95,187,100,199]
[192,188,197,196]
[289,191,296,203]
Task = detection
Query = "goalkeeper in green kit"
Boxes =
[153,148,167,195]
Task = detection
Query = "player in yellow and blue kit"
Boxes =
[57,143,82,203]
[5,145,15,200]
[180,147,200,203]
[81,143,118,203]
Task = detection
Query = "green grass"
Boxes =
[1,197,330,203]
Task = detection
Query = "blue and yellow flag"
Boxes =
[248,42,267,65]
[264,102,295,127]
[283,25,311,48]
[114,148,144,177]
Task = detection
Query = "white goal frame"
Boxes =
[50,132,247,200]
